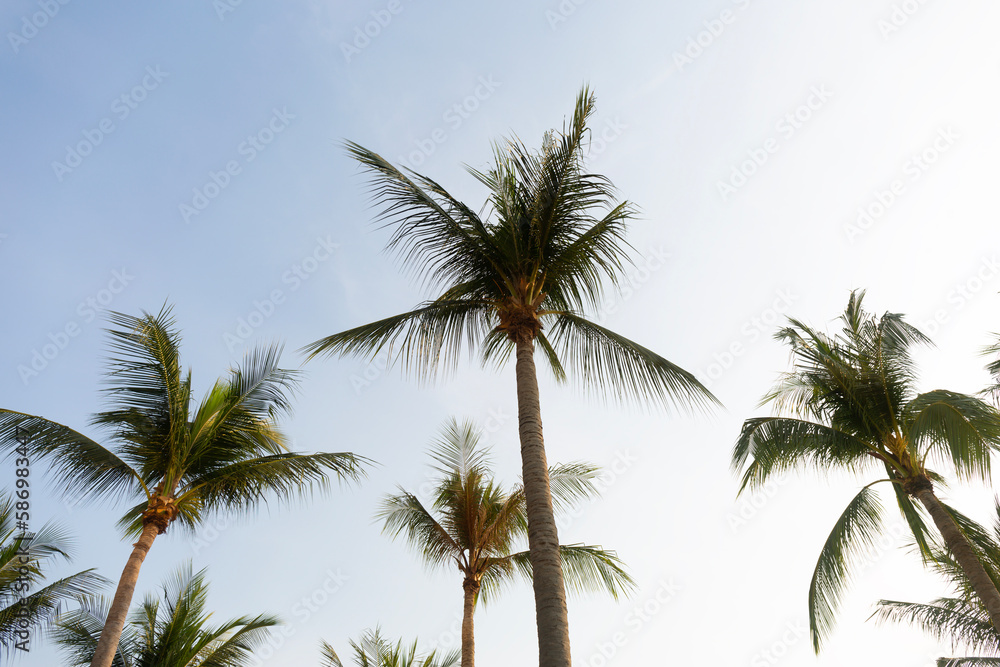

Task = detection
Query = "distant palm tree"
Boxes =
[379,418,635,667]
[732,290,1000,651]
[0,494,106,656]
[53,562,279,667]
[305,87,718,667]
[874,500,1000,666]
[320,628,459,667]
[0,305,367,667]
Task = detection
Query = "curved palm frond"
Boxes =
[808,486,885,651]
[543,311,718,412]
[483,544,636,605]
[321,628,460,667]
[733,417,874,493]
[907,391,1000,482]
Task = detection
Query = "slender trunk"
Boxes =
[912,486,1000,629]
[462,578,478,667]
[514,337,571,667]
[90,521,160,667]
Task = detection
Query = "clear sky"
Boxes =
[2,0,999,665]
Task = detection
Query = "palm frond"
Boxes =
[907,390,1000,482]
[302,298,495,382]
[0,410,143,505]
[733,417,874,493]
[544,312,719,412]
[808,486,885,652]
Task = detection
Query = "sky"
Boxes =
[2,0,999,665]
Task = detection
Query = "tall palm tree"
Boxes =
[320,628,460,667]
[378,418,635,667]
[732,290,1000,651]
[0,493,107,655]
[0,305,366,667]
[53,562,279,667]
[305,87,717,666]
[874,499,1000,666]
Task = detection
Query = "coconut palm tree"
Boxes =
[320,628,460,667]
[0,493,107,656]
[0,305,367,667]
[304,87,717,666]
[873,500,1000,666]
[53,562,278,667]
[378,418,635,667]
[732,290,1000,652]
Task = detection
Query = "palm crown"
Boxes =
[54,563,280,667]
[304,88,715,410]
[379,418,634,667]
[732,290,1000,651]
[0,304,366,667]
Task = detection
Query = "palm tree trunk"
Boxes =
[911,485,1000,630]
[514,337,572,667]
[90,521,159,667]
[462,578,478,667]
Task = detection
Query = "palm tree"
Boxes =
[0,305,367,667]
[53,562,279,667]
[304,87,717,666]
[0,493,106,656]
[732,290,1000,651]
[320,628,460,667]
[378,418,635,667]
[873,500,1000,666]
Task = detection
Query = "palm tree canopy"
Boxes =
[320,628,460,667]
[53,562,279,667]
[378,418,635,604]
[874,500,1000,665]
[0,494,107,655]
[731,290,1000,651]
[303,87,718,413]
[0,304,367,538]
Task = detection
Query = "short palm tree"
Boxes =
[320,628,460,667]
[0,494,106,655]
[732,290,1000,651]
[53,562,279,667]
[305,87,717,666]
[378,418,635,667]
[874,500,1000,666]
[0,305,366,667]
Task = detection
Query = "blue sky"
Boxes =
[3,0,1000,665]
